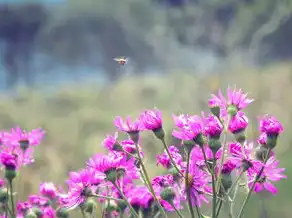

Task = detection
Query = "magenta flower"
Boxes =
[226,87,254,110]
[259,115,284,135]
[120,140,144,157]
[0,179,5,188]
[28,194,49,207]
[140,108,163,130]
[60,169,99,209]
[257,133,267,145]
[248,157,287,195]
[40,182,58,200]
[221,160,237,174]
[186,165,211,207]
[114,116,144,133]
[125,185,153,209]
[202,113,223,138]
[228,111,248,133]
[87,153,139,180]
[190,145,223,168]
[16,201,32,216]
[228,142,262,173]
[103,132,119,151]
[172,115,204,141]
[0,151,18,170]
[2,127,45,148]
[156,146,183,169]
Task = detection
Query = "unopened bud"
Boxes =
[56,208,69,218]
[0,188,8,203]
[160,187,176,203]
[105,169,118,183]
[227,105,237,117]
[221,174,232,191]
[267,134,278,149]
[153,128,165,140]
[233,130,246,144]
[194,133,207,147]
[208,138,222,155]
[210,106,220,118]
[5,168,16,182]
[83,198,96,214]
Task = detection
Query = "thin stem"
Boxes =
[216,117,230,193]
[112,183,139,218]
[237,148,271,218]
[185,151,195,218]
[134,143,168,218]
[161,138,184,177]
[9,181,15,218]
[169,202,184,218]
[89,194,124,202]
[5,187,9,218]
[229,181,239,218]
[211,157,217,218]
[80,205,87,218]
[216,200,223,218]
[226,170,244,196]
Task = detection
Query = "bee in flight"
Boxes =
[113,56,128,66]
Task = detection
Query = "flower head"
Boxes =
[140,109,163,130]
[40,182,58,200]
[228,111,248,134]
[114,116,144,133]
[259,115,283,135]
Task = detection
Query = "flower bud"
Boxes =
[234,130,246,144]
[19,139,29,152]
[160,187,176,203]
[227,105,237,116]
[266,134,278,149]
[194,133,207,148]
[32,207,42,217]
[24,211,37,218]
[5,168,16,182]
[241,159,253,172]
[105,169,118,183]
[56,208,69,218]
[255,146,272,162]
[0,188,8,203]
[153,128,165,140]
[128,131,139,144]
[83,198,96,214]
[168,167,181,181]
[208,138,222,155]
[221,174,232,191]
[210,105,220,118]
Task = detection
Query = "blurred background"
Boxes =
[0,0,292,217]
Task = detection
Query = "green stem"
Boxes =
[216,116,230,193]
[89,194,124,201]
[216,200,223,218]
[229,181,239,218]
[211,158,217,218]
[112,183,139,218]
[134,143,168,218]
[9,181,15,218]
[237,148,271,218]
[169,202,185,218]
[80,205,87,218]
[226,170,244,196]
[161,139,184,177]
[185,151,196,218]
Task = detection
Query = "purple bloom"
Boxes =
[2,127,45,148]
[40,182,58,200]
[126,185,153,209]
[248,157,287,195]
[103,132,119,151]
[228,111,248,133]
[202,113,223,138]
[28,194,49,207]
[226,87,254,110]
[114,116,144,133]
[156,146,183,169]
[0,151,17,170]
[259,115,284,135]
[140,108,163,130]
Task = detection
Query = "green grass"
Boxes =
[0,63,292,217]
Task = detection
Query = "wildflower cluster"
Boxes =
[0,87,286,218]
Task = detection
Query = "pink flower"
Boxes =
[156,146,183,169]
[228,142,262,174]
[226,87,253,110]
[114,116,144,133]
[140,109,163,130]
[60,169,99,209]
[259,115,284,135]
[186,166,211,207]
[16,201,32,216]
[0,151,17,170]
[190,145,223,168]
[125,185,153,209]
[228,111,248,133]
[103,132,119,151]
[248,157,287,195]
[2,127,45,148]
[257,133,267,145]
[202,113,223,138]
[172,115,204,141]
[40,182,58,200]
[28,194,49,207]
